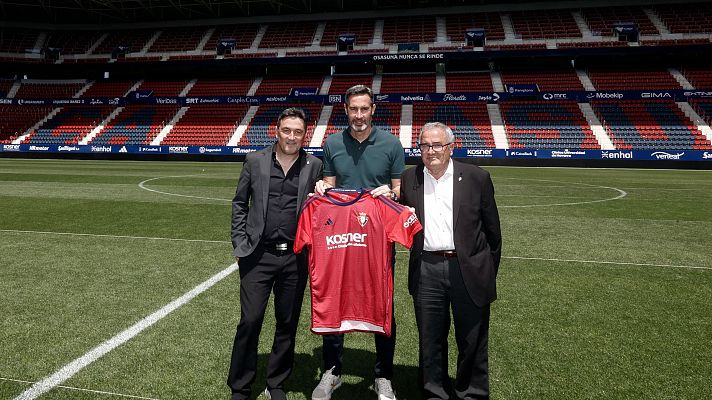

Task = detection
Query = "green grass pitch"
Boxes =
[1,158,711,399]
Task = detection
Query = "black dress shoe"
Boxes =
[264,387,287,400]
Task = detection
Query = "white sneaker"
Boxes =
[374,378,396,400]
[312,367,342,400]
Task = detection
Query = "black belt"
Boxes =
[260,241,293,255]
[424,250,457,258]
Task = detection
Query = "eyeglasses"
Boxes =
[278,128,305,136]
[418,142,452,152]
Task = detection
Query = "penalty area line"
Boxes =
[12,262,239,400]
[0,377,158,400]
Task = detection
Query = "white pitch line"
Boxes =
[505,256,712,271]
[0,229,231,244]
[13,262,239,400]
[138,175,231,202]
[0,377,158,400]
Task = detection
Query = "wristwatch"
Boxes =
[389,190,398,201]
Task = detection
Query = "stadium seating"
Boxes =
[24,106,114,144]
[322,19,376,46]
[187,79,253,96]
[682,68,712,89]
[81,81,136,97]
[328,75,374,95]
[14,82,84,99]
[147,27,207,52]
[162,104,248,145]
[688,100,712,127]
[445,13,506,42]
[500,70,584,91]
[136,80,189,96]
[205,24,260,51]
[379,73,436,94]
[45,30,102,55]
[259,22,318,48]
[0,105,53,143]
[93,29,156,55]
[322,102,401,145]
[239,104,322,147]
[654,2,712,34]
[509,10,581,39]
[91,105,179,145]
[411,102,495,148]
[590,100,712,150]
[499,101,600,149]
[445,72,494,92]
[587,68,681,90]
[382,16,437,44]
[0,29,39,53]
[580,6,658,36]
[255,76,324,96]
[0,80,13,97]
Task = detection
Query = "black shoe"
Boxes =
[264,387,287,400]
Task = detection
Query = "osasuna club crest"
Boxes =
[357,212,369,227]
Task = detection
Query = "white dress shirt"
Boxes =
[423,160,455,251]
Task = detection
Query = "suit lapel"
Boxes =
[259,148,272,219]
[452,160,462,231]
[415,164,426,227]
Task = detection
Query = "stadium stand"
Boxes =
[591,100,712,150]
[328,75,374,95]
[379,73,436,94]
[136,80,188,96]
[93,29,156,55]
[322,19,376,46]
[382,16,437,44]
[411,102,495,148]
[81,81,136,97]
[0,105,53,143]
[162,104,249,146]
[24,106,114,144]
[45,30,102,55]
[500,69,584,91]
[509,9,581,39]
[0,28,39,53]
[445,13,506,42]
[259,22,318,48]
[682,68,712,89]
[580,6,659,36]
[500,101,600,150]
[147,27,207,53]
[239,104,322,147]
[587,68,682,90]
[255,75,324,96]
[90,105,180,145]
[689,100,712,127]
[14,82,84,98]
[654,2,712,34]
[187,79,253,96]
[205,24,260,51]
[445,72,494,93]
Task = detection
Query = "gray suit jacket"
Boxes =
[400,160,502,307]
[231,144,323,258]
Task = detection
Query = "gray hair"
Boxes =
[420,122,455,144]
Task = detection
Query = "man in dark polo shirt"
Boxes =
[228,108,323,400]
[313,85,405,400]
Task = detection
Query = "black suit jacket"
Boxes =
[231,145,323,258]
[400,160,502,307]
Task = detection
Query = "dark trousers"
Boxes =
[322,246,396,379]
[227,248,308,400]
[414,252,490,400]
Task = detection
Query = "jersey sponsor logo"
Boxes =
[357,212,368,227]
[403,213,418,228]
[325,232,368,249]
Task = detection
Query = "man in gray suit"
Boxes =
[400,122,501,400]
[228,107,323,400]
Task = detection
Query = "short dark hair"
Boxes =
[344,85,373,105]
[277,107,307,129]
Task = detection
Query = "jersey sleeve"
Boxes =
[294,196,318,253]
[378,196,422,249]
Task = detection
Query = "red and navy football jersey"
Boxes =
[294,189,422,337]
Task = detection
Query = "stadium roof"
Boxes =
[0,0,700,26]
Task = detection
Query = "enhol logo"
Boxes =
[325,232,368,248]
[651,151,684,160]
[602,151,633,159]
[91,146,112,153]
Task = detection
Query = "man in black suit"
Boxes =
[228,107,323,400]
[400,122,501,400]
